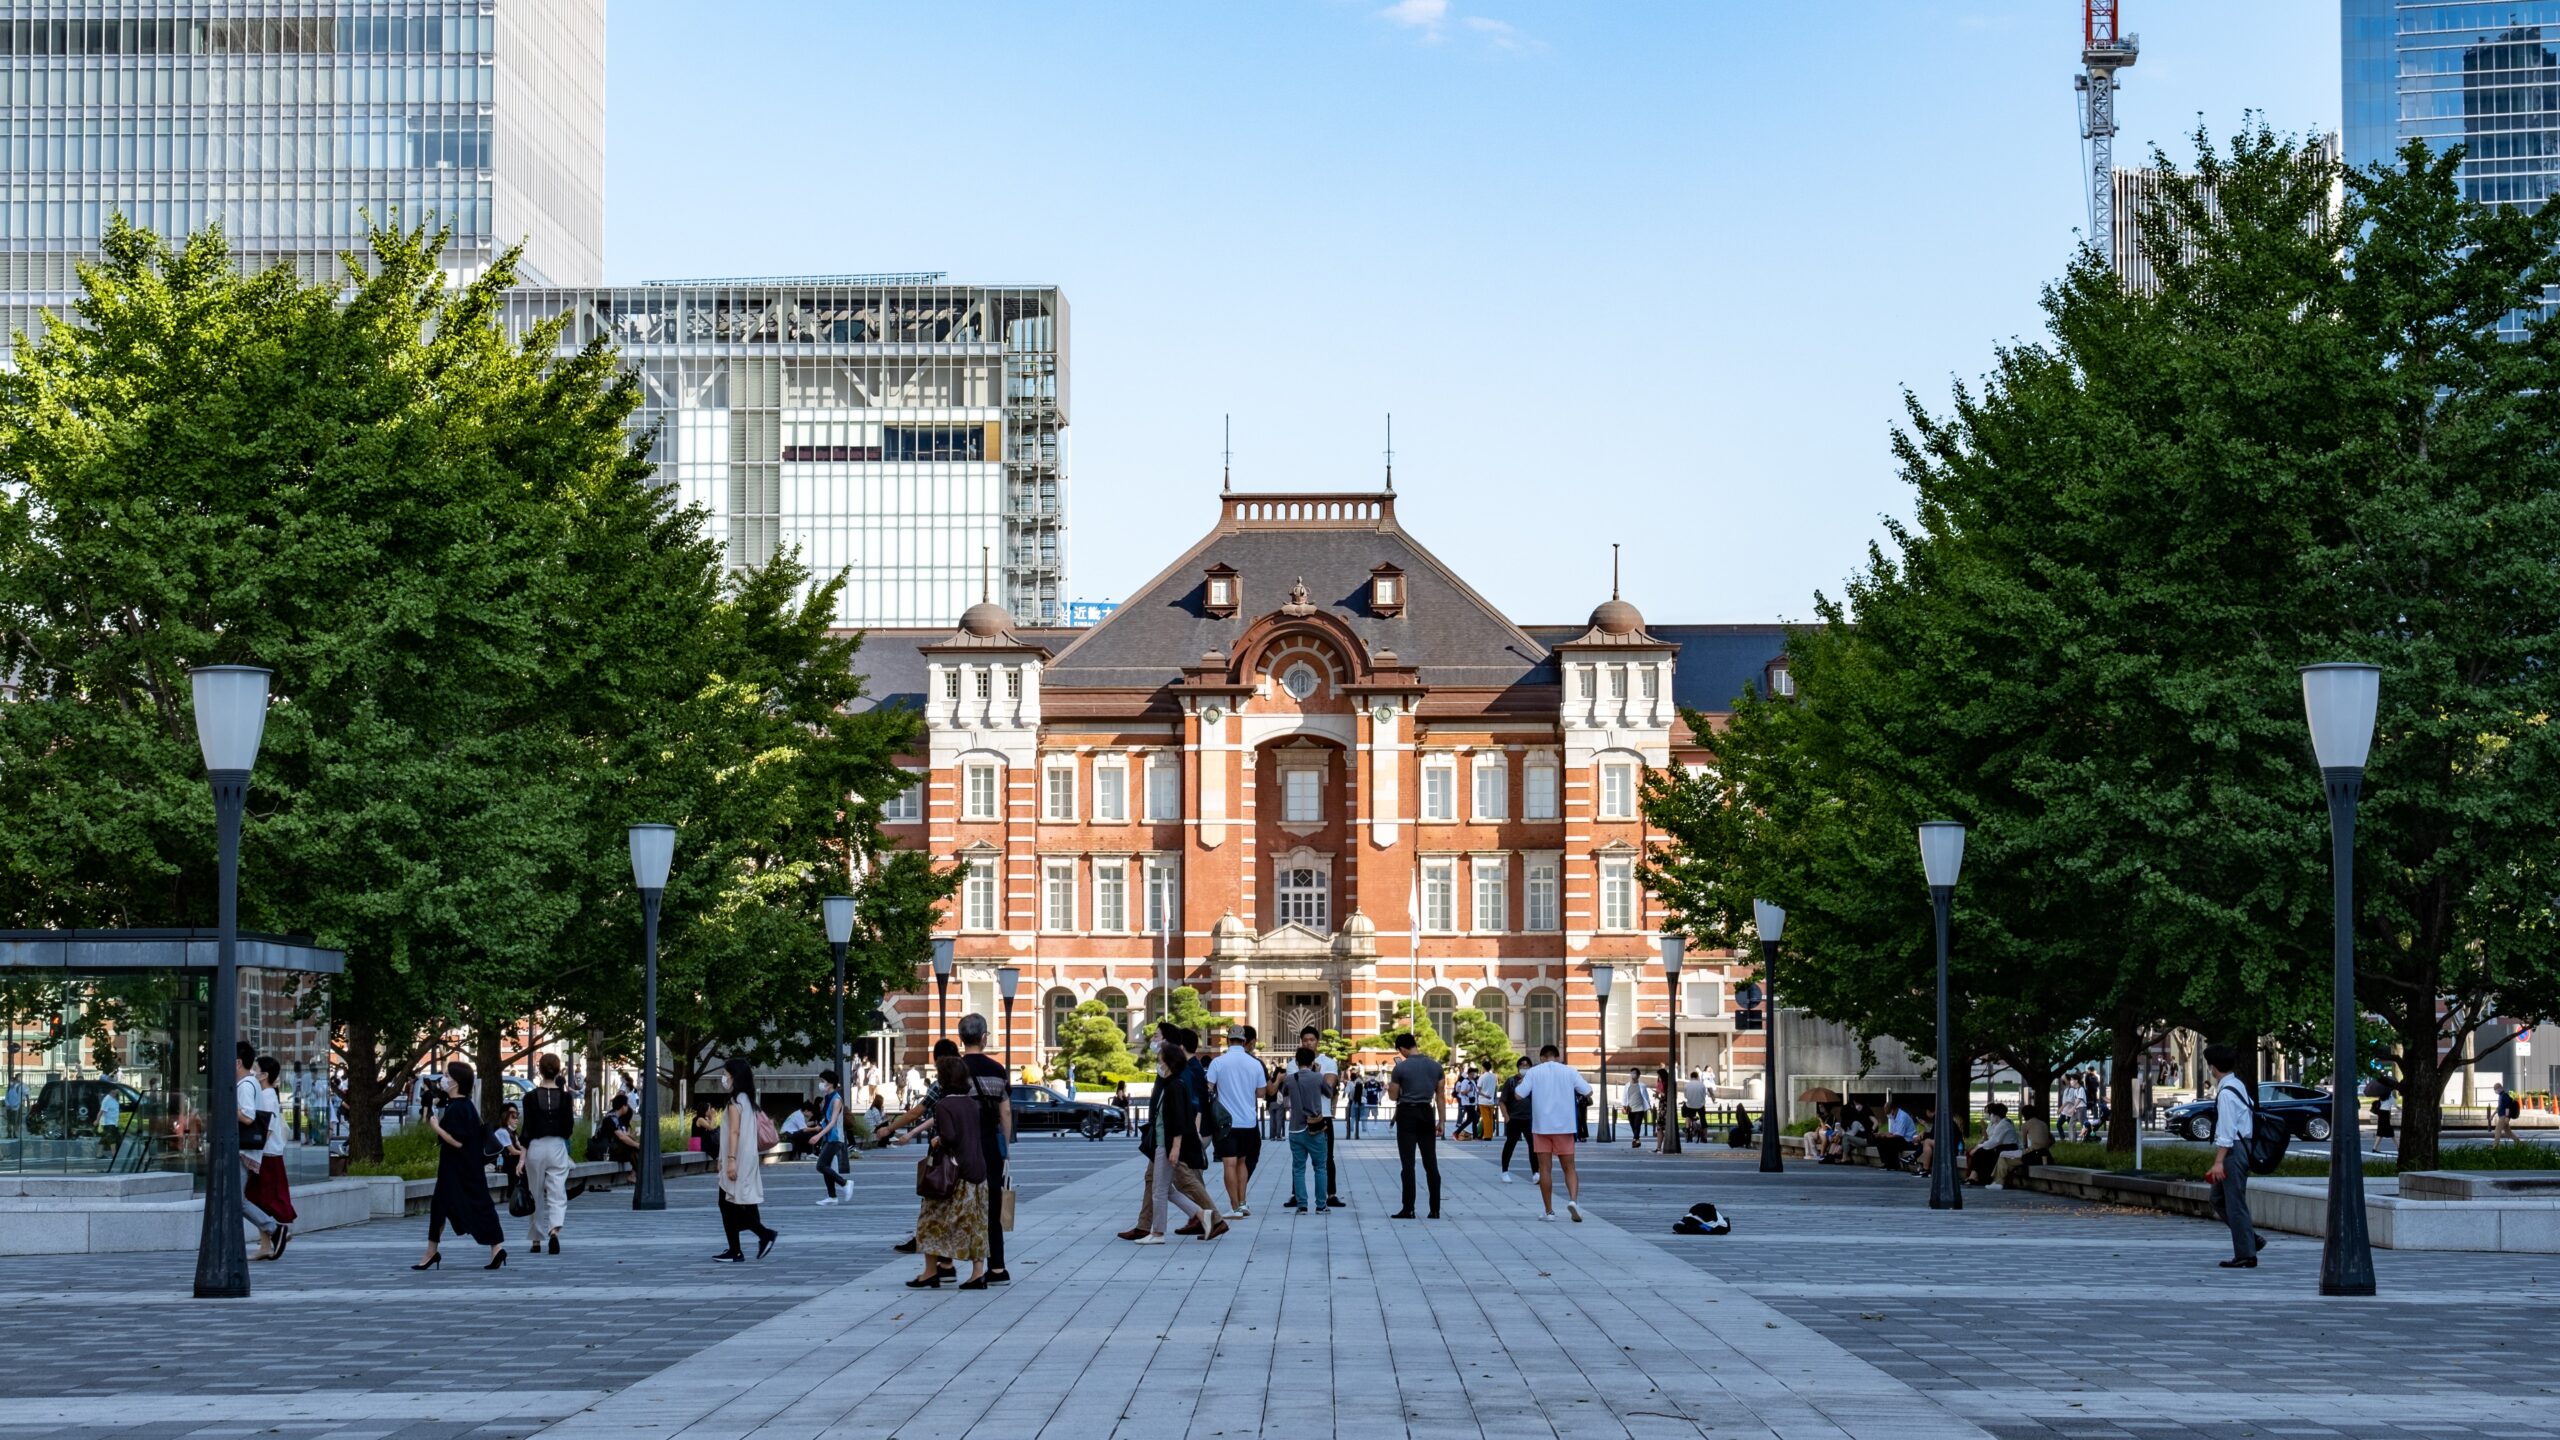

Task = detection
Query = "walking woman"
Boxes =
[247,1056,298,1255]
[413,1060,506,1271]
[520,1053,576,1254]
[909,1052,991,1288]
[1136,1039,1220,1245]
[714,1056,778,1262]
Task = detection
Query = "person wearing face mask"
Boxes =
[1120,1024,1218,1239]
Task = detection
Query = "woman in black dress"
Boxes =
[413,1060,507,1271]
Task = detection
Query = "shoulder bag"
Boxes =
[507,1168,535,1217]
[916,1137,961,1200]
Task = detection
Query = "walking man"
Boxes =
[812,1069,850,1205]
[957,1014,1015,1283]
[2493,1081,2521,1144]
[1387,1033,1444,1219]
[2204,1043,2262,1270]
[1516,1044,1592,1222]
[1622,1071,1651,1147]
[1498,1056,1531,1181]
[1206,1025,1270,1218]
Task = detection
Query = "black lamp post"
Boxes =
[1917,819,1966,1212]
[823,893,856,1088]
[1754,899,1787,1174]
[188,664,270,1300]
[997,966,1021,1081]
[931,937,955,1045]
[2302,662,2381,1298]
[628,823,675,1212]
[1659,933,1684,1155]
[1591,964,1615,1143]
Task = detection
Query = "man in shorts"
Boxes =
[1514,1043,1593,1222]
[1205,1026,1270,1218]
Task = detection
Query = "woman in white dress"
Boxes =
[713,1056,777,1262]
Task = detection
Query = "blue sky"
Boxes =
[607,2,2341,627]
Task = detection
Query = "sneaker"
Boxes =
[815,1197,839,1206]
[1501,1172,1515,1183]
[1134,1234,1167,1246]
[1236,1206,1250,1218]
[1540,1210,1557,1222]
[1567,1201,1584,1223]
[1294,1206,1306,1217]
[1315,1206,1328,1214]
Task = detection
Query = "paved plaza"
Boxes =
[7,1135,2559,1440]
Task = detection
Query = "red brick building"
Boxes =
[857,491,1790,1090]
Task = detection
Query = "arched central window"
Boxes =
[1278,866,1330,930]
[1525,988,1560,1052]
[1425,988,1457,1047]
[1044,988,1077,1050]
[1097,987,1130,1038]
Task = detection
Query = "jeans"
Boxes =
[523,1135,571,1242]
[1395,1104,1441,1215]
[1147,1150,1207,1234]
[2214,1152,2257,1261]
[1289,1129,1330,1210]
[239,1154,277,1238]
[815,1139,848,1198]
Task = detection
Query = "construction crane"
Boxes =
[2076,0,2139,269]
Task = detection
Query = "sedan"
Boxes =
[1008,1084,1126,1141]
[2165,1082,2336,1143]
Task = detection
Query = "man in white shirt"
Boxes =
[1683,1069,1708,1139]
[234,1043,283,1258]
[1205,1027,1272,1217]
[2203,1043,2263,1269]
[96,1088,123,1155]
[1514,1044,1595,1222]
[1621,1074,1652,1148]
[1453,1071,1478,1140]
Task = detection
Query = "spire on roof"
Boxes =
[1612,542,1621,600]
[1384,413,1395,494]
[1222,414,1232,496]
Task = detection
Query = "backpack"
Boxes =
[753,1106,779,1151]
[2230,1080,2289,1172]
[1674,1202,1731,1236]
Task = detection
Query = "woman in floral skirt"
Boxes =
[908,1053,989,1290]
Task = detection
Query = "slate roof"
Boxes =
[1523,622,1796,714]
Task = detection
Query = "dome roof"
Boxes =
[1588,596,1646,635]
[1212,910,1253,939]
[958,600,1014,638]
[1339,910,1376,937]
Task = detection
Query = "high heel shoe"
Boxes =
[903,1274,942,1289]
[411,1254,441,1271]
[485,1249,506,1271]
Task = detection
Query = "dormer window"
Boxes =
[1202,563,1240,618]
[1767,661,1794,698]
[1369,563,1406,617]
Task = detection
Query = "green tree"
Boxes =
[1449,1006,1518,1076]
[1161,985,1230,1041]
[1050,999,1141,1084]
[1365,999,1449,1062]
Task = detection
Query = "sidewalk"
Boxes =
[532,1136,1996,1440]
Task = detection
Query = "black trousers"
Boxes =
[717,1196,771,1253]
[1395,1103,1441,1215]
[981,1139,1007,1271]
[1320,1120,1340,1199]
[1500,1119,1526,1172]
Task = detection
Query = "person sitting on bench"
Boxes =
[1872,1099,1919,1172]
[1966,1101,2022,1185]
[1992,1106,2053,1188]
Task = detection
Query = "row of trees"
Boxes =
[0,221,954,1160]
[1641,129,2560,1169]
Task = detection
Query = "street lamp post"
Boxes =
[1591,964,1616,1143]
[1754,899,1787,1174]
[2302,662,2381,1298]
[628,823,676,1212]
[1917,820,1966,1212]
[188,664,270,1300]
[930,938,955,1046]
[997,966,1021,1081]
[1659,934,1684,1155]
[823,894,856,1090]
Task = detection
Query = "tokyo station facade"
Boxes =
[854,489,1793,1084]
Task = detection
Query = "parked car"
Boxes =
[28,1078,146,1138]
[1008,1084,1125,1140]
[2164,1082,2335,1143]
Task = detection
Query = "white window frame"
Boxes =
[1607,666,1626,699]
[881,782,922,822]
[1042,860,1078,933]
[1681,979,1724,1017]
[1603,968,1636,1047]
[1420,858,1457,933]
[1472,754,1507,821]
[1093,860,1128,933]
[1208,576,1233,607]
[1277,863,1330,931]
[1524,761,1559,821]
[1093,760,1128,823]
[1145,859,1178,933]
[1373,575,1397,607]
[1421,760,1456,822]
[963,857,999,931]
[1525,988,1560,1052]
[1471,857,1508,934]
[1599,857,1636,932]
[1282,767,1323,824]
[964,763,999,821]
[1525,858,1559,932]
[1044,760,1078,822]
[1147,754,1180,821]
[1640,665,1660,699]
[1598,762,1636,820]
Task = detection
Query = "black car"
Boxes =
[28,1078,146,1138]
[1008,1084,1125,1141]
[2164,1082,2335,1143]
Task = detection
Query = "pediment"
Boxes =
[1255,921,1335,955]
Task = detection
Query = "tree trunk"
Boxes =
[2105,1024,2143,1153]
[2394,1000,2447,1171]
[584,1027,605,1126]
[344,1019,388,1165]
[2014,1056,2056,1126]
[473,1021,504,1110]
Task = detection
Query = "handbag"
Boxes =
[506,1169,535,1218]
[916,1143,961,1200]
[998,1177,1017,1231]
[754,1107,779,1151]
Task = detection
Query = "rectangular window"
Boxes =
[1640,666,1659,699]
[1094,764,1128,822]
[1577,667,1595,699]
[1599,763,1635,820]
[1604,969,1636,1047]
[1472,860,1508,933]
[882,782,922,822]
[964,764,998,821]
[1005,668,1022,698]
[1043,861,1077,932]
[942,670,960,700]
[1094,862,1128,933]
[1283,769,1322,823]
[1146,861,1177,933]
[1044,763,1077,822]
[1472,759,1507,821]
[1682,980,1723,1016]
[1421,859,1456,932]
[1524,763,1558,820]
[1421,763,1455,821]
[1600,859,1636,931]
[963,858,998,931]
[1148,756,1180,821]
[1526,860,1559,932]
[973,668,991,700]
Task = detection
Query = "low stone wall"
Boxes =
[2014,1165,2560,1252]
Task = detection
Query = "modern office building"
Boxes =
[0,0,606,354]
[500,278,1071,629]
[2345,0,2560,206]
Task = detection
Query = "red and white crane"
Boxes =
[2076,0,2140,267]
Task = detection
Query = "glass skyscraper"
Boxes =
[500,279,1071,630]
[0,1,605,353]
[2345,0,2560,207]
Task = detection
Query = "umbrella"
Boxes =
[1797,1086,1843,1104]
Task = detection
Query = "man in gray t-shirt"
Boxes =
[1281,1049,1334,1214]
[1386,1035,1445,1218]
